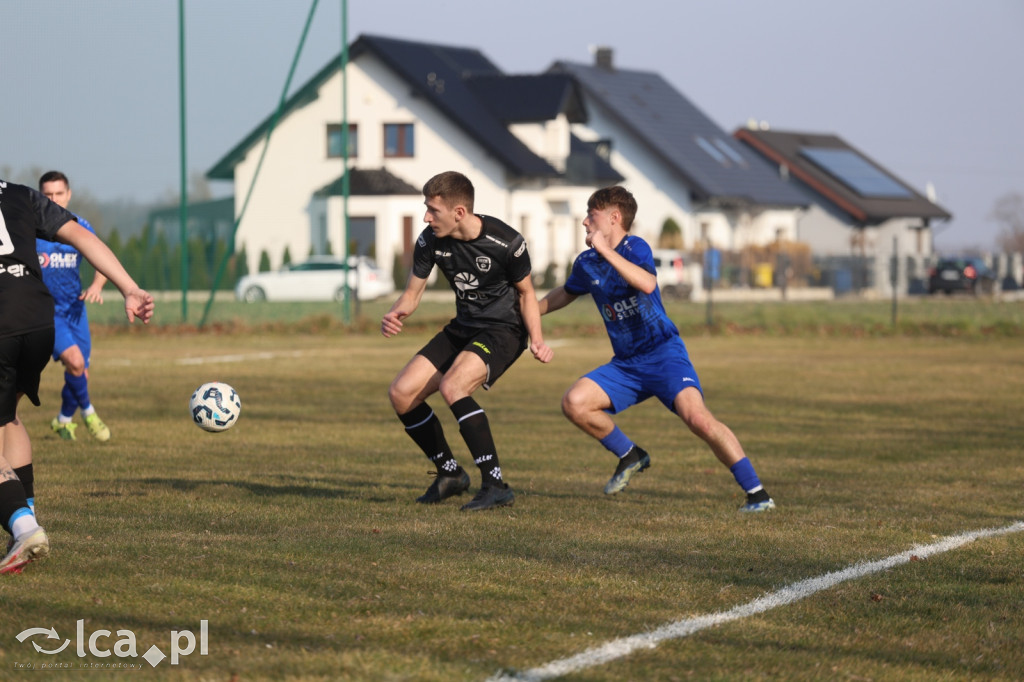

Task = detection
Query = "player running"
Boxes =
[36,171,111,441]
[539,186,775,512]
[382,171,553,511]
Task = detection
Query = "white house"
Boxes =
[205,36,809,289]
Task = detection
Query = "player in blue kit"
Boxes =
[539,186,775,511]
[37,171,111,442]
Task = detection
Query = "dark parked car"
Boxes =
[927,257,996,295]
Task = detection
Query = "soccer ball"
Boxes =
[189,382,241,432]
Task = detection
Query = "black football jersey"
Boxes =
[0,180,72,338]
[412,215,532,330]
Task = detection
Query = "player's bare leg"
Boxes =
[562,377,650,494]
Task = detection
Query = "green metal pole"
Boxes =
[341,0,351,323]
[178,0,189,321]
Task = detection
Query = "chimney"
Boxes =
[595,46,614,70]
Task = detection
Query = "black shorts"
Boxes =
[0,328,56,425]
[418,322,527,390]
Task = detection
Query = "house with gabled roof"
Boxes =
[548,49,809,253]
[206,34,620,281]
[735,126,951,294]
[206,35,819,291]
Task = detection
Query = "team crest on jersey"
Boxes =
[418,235,427,247]
[475,256,491,272]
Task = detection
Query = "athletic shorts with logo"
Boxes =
[585,335,703,414]
[418,321,527,390]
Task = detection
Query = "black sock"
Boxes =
[0,480,29,535]
[450,397,502,486]
[13,464,33,501]
[747,488,771,503]
[398,403,460,475]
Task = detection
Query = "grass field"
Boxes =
[2,300,1023,680]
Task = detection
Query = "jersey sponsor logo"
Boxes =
[434,250,451,257]
[485,234,508,248]
[475,256,491,272]
[0,263,30,278]
[513,242,526,257]
[38,251,79,269]
[454,271,479,292]
[453,271,489,301]
[601,295,641,321]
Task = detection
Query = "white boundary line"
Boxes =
[487,521,1024,682]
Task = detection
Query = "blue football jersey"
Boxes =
[37,214,95,315]
[564,235,681,359]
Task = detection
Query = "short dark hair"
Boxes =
[39,170,70,190]
[588,186,637,231]
[422,171,474,213]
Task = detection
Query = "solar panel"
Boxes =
[799,147,912,198]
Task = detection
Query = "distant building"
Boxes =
[735,127,951,294]
[205,35,807,285]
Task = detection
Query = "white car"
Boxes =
[651,249,692,298]
[235,255,395,303]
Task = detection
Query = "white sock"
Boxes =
[83,405,96,417]
[11,511,40,540]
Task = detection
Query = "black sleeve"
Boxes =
[411,228,435,279]
[30,186,76,240]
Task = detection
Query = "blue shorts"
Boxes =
[53,306,91,367]
[584,336,702,414]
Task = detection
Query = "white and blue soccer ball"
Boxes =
[189,381,242,432]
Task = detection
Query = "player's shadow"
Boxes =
[137,475,372,499]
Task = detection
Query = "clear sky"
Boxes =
[3,0,1022,251]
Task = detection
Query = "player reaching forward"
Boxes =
[1,178,154,574]
[382,171,553,511]
[538,185,775,511]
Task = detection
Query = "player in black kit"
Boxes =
[382,171,553,511]
[0,179,153,574]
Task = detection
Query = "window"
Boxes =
[384,123,414,158]
[327,124,358,158]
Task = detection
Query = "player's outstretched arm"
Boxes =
[381,274,428,338]
[55,221,154,324]
[538,286,578,316]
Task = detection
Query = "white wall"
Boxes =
[569,100,698,248]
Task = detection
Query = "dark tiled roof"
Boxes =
[353,35,560,177]
[735,128,951,224]
[314,168,420,197]
[209,35,564,181]
[566,135,624,184]
[465,74,587,123]
[548,60,808,209]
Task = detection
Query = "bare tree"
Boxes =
[992,192,1024,252]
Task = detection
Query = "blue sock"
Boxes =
[600,426,635,458]
[64,372,91,412]
[729,457,763,493]
[60,382,77,419]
